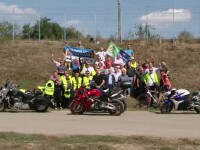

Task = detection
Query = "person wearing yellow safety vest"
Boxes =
[144,68,159,107]
[130,56,138,69]
[83,71,93,89]
[61,71,73,108]
[45,73,62,110]
[44,76,55,96]
[71,72,82,91]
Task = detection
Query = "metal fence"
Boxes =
[1,6,200,41]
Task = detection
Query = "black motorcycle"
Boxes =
[0,81,50,112]
[90,81,131,113]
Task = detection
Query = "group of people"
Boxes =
[47,41,172,109]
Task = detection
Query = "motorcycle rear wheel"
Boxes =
[121,99,127,113]
[33,96,49,112]
[160,102,173,114]
[70,102,85,115]
[108,100,124,116]
[0,102,5,112]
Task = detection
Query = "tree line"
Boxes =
[0,17,195,43]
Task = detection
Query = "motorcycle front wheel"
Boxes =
[194,107,200,114]
[70,102,85,115]
[108,100,124,116]
[160,102,173,114]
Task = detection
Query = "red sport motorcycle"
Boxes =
[70,86,124,116]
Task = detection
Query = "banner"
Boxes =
[106,42,121,58]
[119,49,131,63]
[66,46,94,58]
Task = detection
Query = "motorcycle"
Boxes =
[0,81,50,112]
[37,86,56,109]
[69,86,124,116]
[160,88,200,114]
[90,81,131,113]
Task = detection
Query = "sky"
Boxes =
[0,0,200,39]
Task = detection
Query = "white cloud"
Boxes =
[63,20,82,26]
[0,2,37,14]
[139,9,191,28]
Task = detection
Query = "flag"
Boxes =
[106,42,121,58]
[119,49,131,63]
[66,46,94,58]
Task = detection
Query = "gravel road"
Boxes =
[0,110,200,138]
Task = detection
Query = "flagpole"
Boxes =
[118,0,121,43]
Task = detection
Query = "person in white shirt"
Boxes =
[113,66,121,84]
[95,47,107,62]
[95,55,105,67]
[81,61,95,76]
[51,54,61,67]
[114,54,124,67]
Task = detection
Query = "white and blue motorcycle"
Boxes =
[160,88,200,114]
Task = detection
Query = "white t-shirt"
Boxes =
[97,51,106,61]
[82,66,94,74]
[105,67,114,75]
[147,73,156,87]
[114,58,124,66]
[113,72,121,82]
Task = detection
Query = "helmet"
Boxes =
[170,88,176,95]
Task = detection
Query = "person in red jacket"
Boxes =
[104,56,114,69]
[157,69,172,106]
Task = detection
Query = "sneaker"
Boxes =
[143,105,148,108]
[60,107,63,110]
[55,107,58,110]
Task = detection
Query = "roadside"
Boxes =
[0,132,200,150]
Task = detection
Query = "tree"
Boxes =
[23,17,63,40]
[135,24,144,40]
[0,21,13,41]
[65,26,83,39]
[22,23,32,39]
[134,23,159,44]
[178,30,194,43]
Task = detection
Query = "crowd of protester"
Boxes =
[48,41,172,109]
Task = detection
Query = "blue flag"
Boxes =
[66,46,94,58]
[119,49,131,63]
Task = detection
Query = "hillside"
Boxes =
[0,40,199,91]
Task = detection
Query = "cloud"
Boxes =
[139,9,191,28]
[63,20,82,26]
[0,2,37,14]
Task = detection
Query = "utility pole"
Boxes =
[12,7,15,41]
[118,0,121,42]
[172,8,175,44]
[64,7,66,42]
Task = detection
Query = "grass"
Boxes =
[0,132,200,150]
[0,39,199,92]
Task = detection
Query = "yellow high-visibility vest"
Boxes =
[44,80,55,96]
[131,62,137,69]
[83,76,93,88]
[61,76,72,98]
[71,77,82,90]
